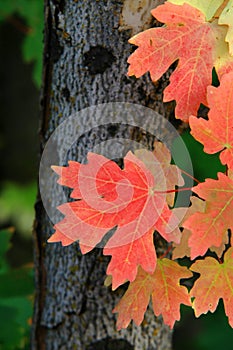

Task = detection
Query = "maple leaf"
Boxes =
[168,0,224,21]
[219,0,233,56]
[104,230,156,290]
[190,247,233,327]
[172,196,205,259]
[183,173,233,259]
[190,72,233,170]
[52,154,125,200]
[172,230,191,260]
[135,142,184,206]
[113,259,192,329]
[52,161,81,198]
[172,196,228,259]
[127,2,233,121]
[49,149,182,288]
[213,23,233,77]
[210,231,229,257]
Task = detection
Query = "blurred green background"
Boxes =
[0,1,42,348]
[0,1,233,349]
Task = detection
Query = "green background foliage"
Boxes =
[0,229,33,350]
[173,129,226,183]
[0,0,41,348]
[0,0,43,87]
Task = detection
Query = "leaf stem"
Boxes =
[155,187,192,194]
[159,244,173,259]
[212,0,229,20]
[179,168,200,184]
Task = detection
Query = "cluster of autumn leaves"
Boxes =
[49,1,233,329]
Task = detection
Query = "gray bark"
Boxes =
[32,0,175,349]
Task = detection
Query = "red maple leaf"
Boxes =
[104,230,156,290]
[190,72,233,170]
[183,173,233,259]
[113,259,192,329]
[190,247,233,327]
[127,2,233,121]
[49,148,182,288]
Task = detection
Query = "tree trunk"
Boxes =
[32,0,175,349]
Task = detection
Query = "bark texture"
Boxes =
[32,0,175,349]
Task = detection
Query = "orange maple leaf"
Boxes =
[190,72,233,170]
[127,2,233,121]
[135,142,184,207]
[113,259,192,329]
[172,196,229,260]
[183,173,233,259]
[190,247,233,327]
[172,196,205,259]
[49,147,182,288]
